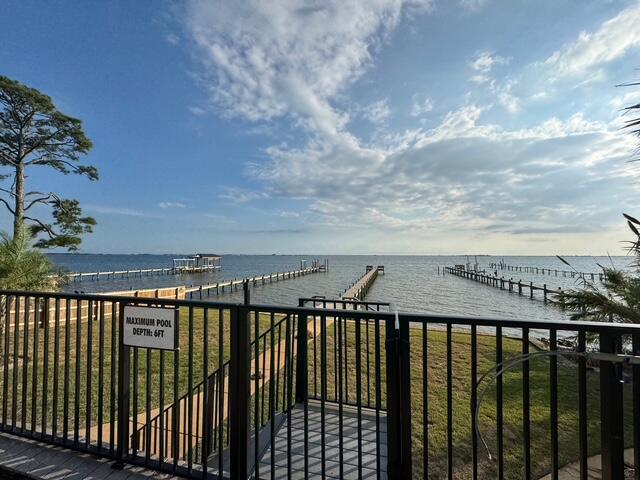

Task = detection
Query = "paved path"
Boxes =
[538,448,634,479]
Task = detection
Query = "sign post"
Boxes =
[113,303,179,469]
[122,305,179,350]
[114,303,179,470]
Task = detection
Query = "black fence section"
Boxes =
[0,290,639,480]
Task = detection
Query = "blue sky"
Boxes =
[1,0,639,255]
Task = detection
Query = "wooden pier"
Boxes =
[445,266,563,303]
[488,262,604,282]
[341,266,383,301]
[58,265,218,283]
[4,267,325,329]
[185,265,324,299]
[59,258,328,284]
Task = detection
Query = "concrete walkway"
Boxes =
[539,448,634,479]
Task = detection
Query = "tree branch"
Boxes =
[0,198,15,215]
[25,193,55,211]
[23,216,56,240]
[0,186,15,197]
[0,150,17,166]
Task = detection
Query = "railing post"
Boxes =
[599,331,624,480]
[229,305,250,479]
[114,302,130,469]
[386,319,401,479]
[243,280,250,305]
[633,333,640,475]
[398,318,412,478]
[295,301,308,403]
[386,316,412,479]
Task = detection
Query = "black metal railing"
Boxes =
[0,289,639,479]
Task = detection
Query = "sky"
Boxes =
[1,0,639,255]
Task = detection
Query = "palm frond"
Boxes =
[0,225,59,291]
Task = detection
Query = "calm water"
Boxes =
[48,254,632,323]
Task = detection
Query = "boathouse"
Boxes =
[172,253,221,271]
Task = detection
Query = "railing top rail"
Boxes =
[246,303,640,334]
[298,297,391,306]
[2,289,640,334]
[0,289,240,309]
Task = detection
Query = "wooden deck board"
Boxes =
[254,402,387,480]
[0,432,182,480]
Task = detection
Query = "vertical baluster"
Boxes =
[523,327,531,479]
[578,331,587,480]
[423,321,430,478]
[471,324,477,480]
[550,329,559,479]
[447,324,453,479]
[496,326,504,479]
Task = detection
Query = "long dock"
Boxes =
[488,262,604,282]
[445,266,563,303]
[185,265,323,299]
[60,258,328,284]
[59,265,219,283]
[341,265,383,300]
[5,265,328,328]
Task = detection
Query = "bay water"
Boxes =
[48,254,632,323]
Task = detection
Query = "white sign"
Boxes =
[123,305,178,350]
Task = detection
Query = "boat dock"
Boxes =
[60,258,329,285]
[341,266,383,301]
[488,262,604,281]
[185,265,324,299]
[60,266,216,283]
[445,266,563,303]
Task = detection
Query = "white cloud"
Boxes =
[159,202,187,209]
[362,99,391,123]
[496,81,520,113]
[188,106,207,116]
[166,33,180,45]
[250,104,638,234]
[459,0,488,11]
[410,95,433,116]
[186,0,432,135]
[609,90,639,110]
[276,210,300,218]
[85,205,151,217]
[469,52,519,113]
[545,4,640,77]
[201,213,238,224]
[219,187,270,204]
[530,91,548,101]
[470,51,507,84]
[183,1,639,245]
[471,51,506,72]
